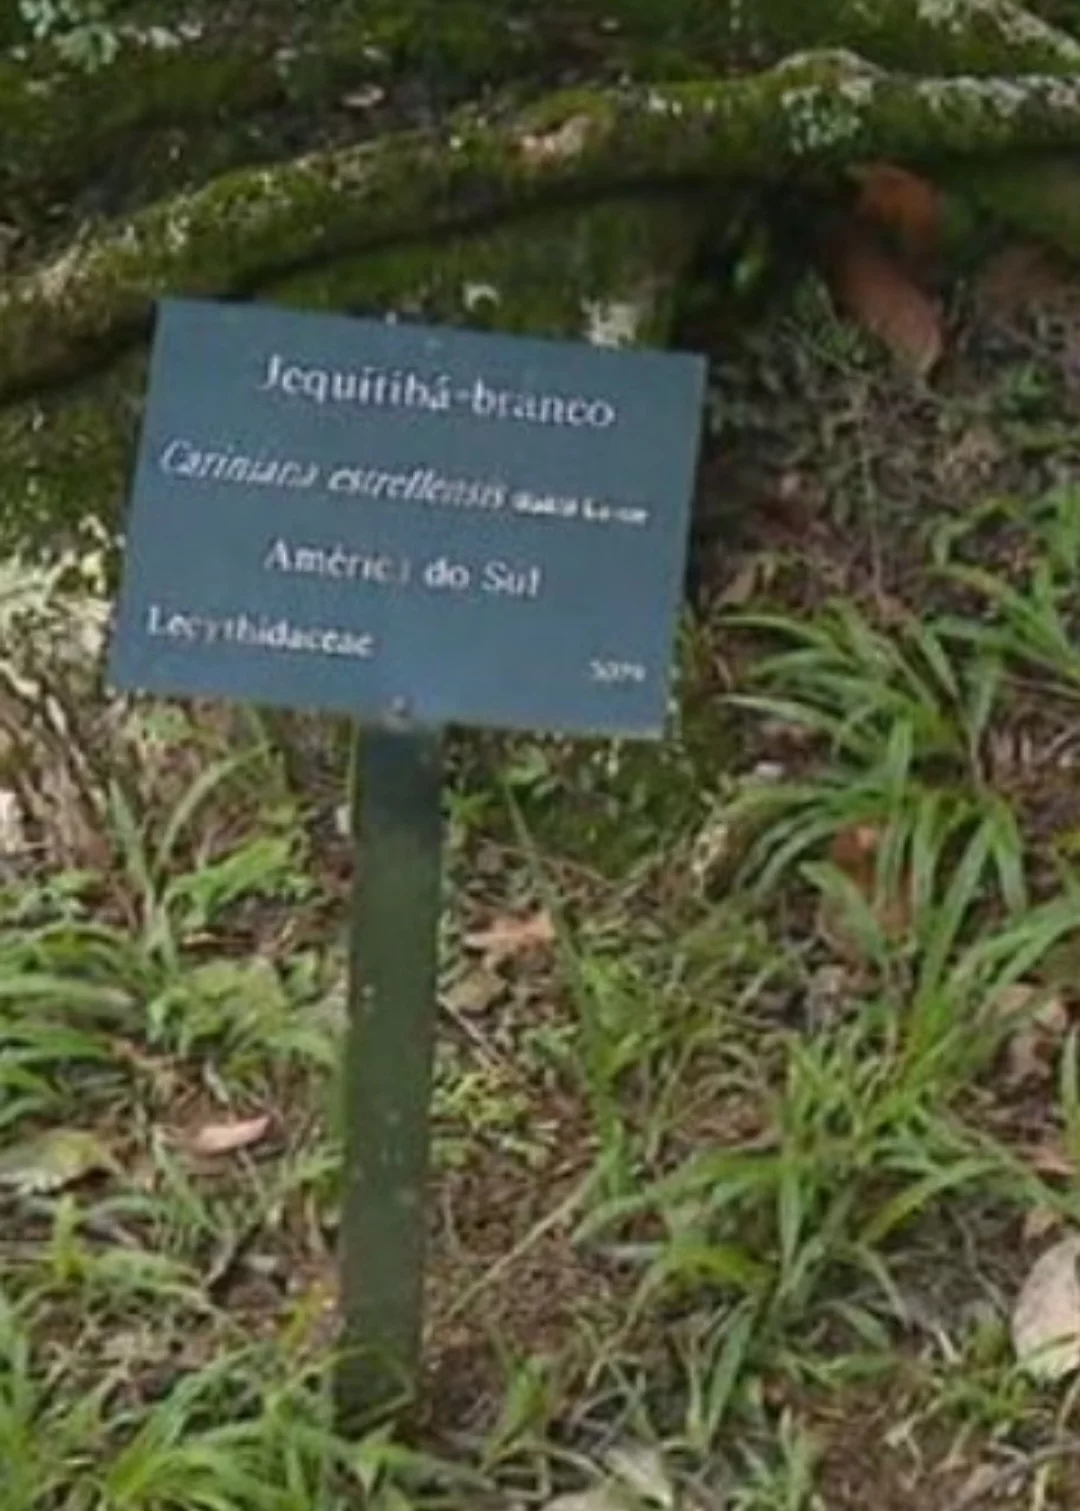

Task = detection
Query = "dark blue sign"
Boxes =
[108,297,706,737]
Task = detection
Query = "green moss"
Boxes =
[1,0,727,231]
[956,154,1080,259]
[313,0,1080,89]
[6,0,1078,246]
[3,56,1080,404]
[0,355,143,564]
[746,0,1080,73]
[0,44,284,222]
[313,0,544,89]
[268,197,704,343]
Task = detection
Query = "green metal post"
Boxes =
[334,723,443,1431]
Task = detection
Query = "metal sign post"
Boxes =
[106,293,707,1433]
[334,724,443,1427]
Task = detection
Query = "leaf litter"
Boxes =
[6,132,1080,1511]
[1013,1235,1080,1381]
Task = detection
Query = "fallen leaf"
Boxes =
[830,822,882,885]
[0,1128,117,1194]
[1020,1142,1074,1180]
[989,983,1069,1086]
[442,966,506,1016]
[821,223,943,377]
[852,162,945,264]
[1024,1205,1064,1245]
[186,1114,271,1157]
[717,557,765,607]
[819,822,913,958]
[1012,1234,1080,1380]
[606,1442,675,1508]
[543,1490,629,1511]
[955,1464,1005,1508]
[464,909,555,965]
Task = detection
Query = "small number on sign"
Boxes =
[590,661,646,684]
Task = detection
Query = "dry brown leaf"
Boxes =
[464,908,556,965]
[820,822,913,957]
[542,1491,627,1511]
[1013,1235,1080,1380]
[823,226,944,378]
[187,1113,271,1157]
[955,1464,1002,1509]
[990,983,1069,1087]
[852,162,945,264]
[1023,1142,1075,1180]
[830,823,882,884]
[605,1442,675,1508]
[0,1129,118,1194]
[717,557,765,607]
[1024,1205,1063,1245]
[442,966,506,1016]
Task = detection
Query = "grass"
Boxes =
[4,285,1080,1509]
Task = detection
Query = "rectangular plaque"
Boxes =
[108,297,706,737]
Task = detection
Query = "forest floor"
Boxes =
[4,235,1080,1511]
[5,4,1080,1510]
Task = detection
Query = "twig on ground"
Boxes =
[954,1438,1080,1509]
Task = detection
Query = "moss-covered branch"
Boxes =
[3,0,1077,234]
[739,0,1080,74]
[3,53,1080,405]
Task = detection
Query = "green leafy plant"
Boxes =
[931,486,1080,701]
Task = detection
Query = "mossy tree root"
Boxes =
[4,53,1080,405]
[3,0,1077,223]
[738,0,1080,74]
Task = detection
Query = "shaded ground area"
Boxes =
[4,243,1080,1509]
